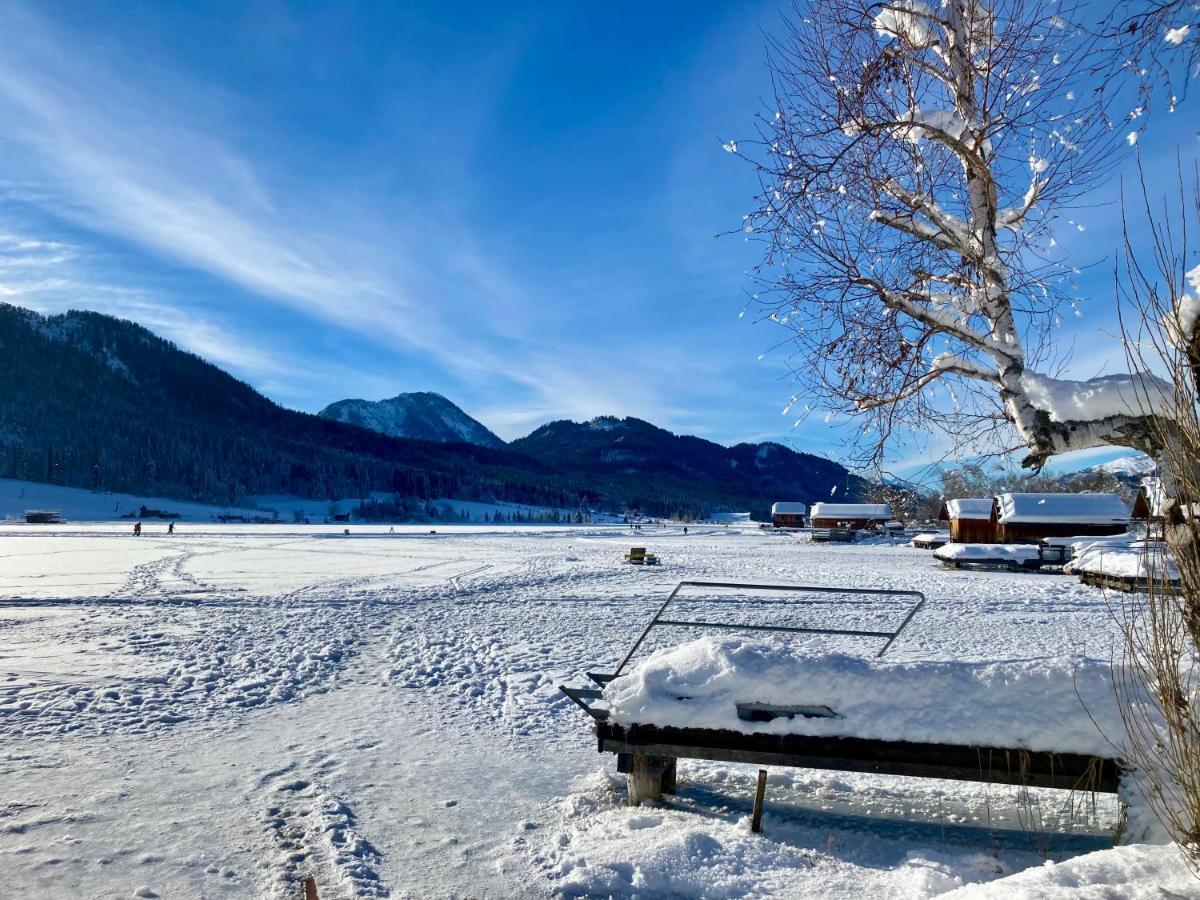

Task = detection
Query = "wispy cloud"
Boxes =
[0,5,413,338]
[0,1,727,434]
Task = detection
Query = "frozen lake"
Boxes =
[0,523,1188,898]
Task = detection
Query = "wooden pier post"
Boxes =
[751,769,768,833]
[627,754,675,806]
[662,758,677,795]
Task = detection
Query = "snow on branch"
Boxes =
[1020,371,1176,427]
[873,284,1023,363]
[932,351,998,381]
[1165,263,1200,352]
[997,175,1046,233]
[873,1,944,50]
[876,180,975,254]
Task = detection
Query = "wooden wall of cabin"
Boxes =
[811,517,884,529]
[995,521,1129,542]
[949,518,997,543]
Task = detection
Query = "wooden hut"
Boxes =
[993,493,1130,543]
[24,509,63,524]
[1132,477,1166,525]
[809,502,892,529]
[770,502,807,528]
[939,498,997,543]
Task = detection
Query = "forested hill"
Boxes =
[511,416,864,514]
[0,305,562,508]
[0,304,861,518]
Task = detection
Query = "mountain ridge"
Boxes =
[0,303,862,518]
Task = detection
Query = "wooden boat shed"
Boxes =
[1132,477,1166,525]
[939,498,996,543]
[809,502,892,529]
[993,492,1130,543]
[770,502,807,528]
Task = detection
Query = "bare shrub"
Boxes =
[1114,162,1200,856]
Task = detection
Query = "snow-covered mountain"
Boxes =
[1092,454,1156,477]
[318,392,504,448]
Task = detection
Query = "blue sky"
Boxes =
[0,0,1193,479]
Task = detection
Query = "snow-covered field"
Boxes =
[1,523,1195,898]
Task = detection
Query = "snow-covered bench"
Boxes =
[569,639,1129,820]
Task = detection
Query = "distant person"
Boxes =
[133,521,142,536]
[389,526,395,534]
[167,522,175,535]
[343,528,350,536]
[683,526,688,534]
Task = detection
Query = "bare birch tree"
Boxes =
[743,0,1183,472]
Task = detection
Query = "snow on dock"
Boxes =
[602,638,1124,757]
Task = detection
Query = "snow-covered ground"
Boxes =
[1,524,1194,897]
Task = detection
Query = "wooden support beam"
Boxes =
[751,769,768,833]
[599,722,1124,793]
[627,754,674,806]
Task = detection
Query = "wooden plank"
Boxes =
[751,769,768,833]
[1079,570,1182,596]
[597,722,1122,793]
[301,874,319,900]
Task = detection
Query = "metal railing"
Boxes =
[611,580,926,677]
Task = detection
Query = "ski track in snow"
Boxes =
[259,755,388,899]
[0,524,1177,898]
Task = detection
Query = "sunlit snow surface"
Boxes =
[0,523,1194,898]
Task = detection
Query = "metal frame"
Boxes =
[611,580,926,677]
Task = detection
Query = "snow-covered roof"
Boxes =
[810,502,891,519]
[770,502,807,515]
[995,492,1129,525]
[945,498,994,520]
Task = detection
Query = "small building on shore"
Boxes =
[770,502,807,528]
[1132,477,1167,525]
[809,502,892,529]
[993,492,1130,543]
[24,509,63,524]
[939,498,997,543]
